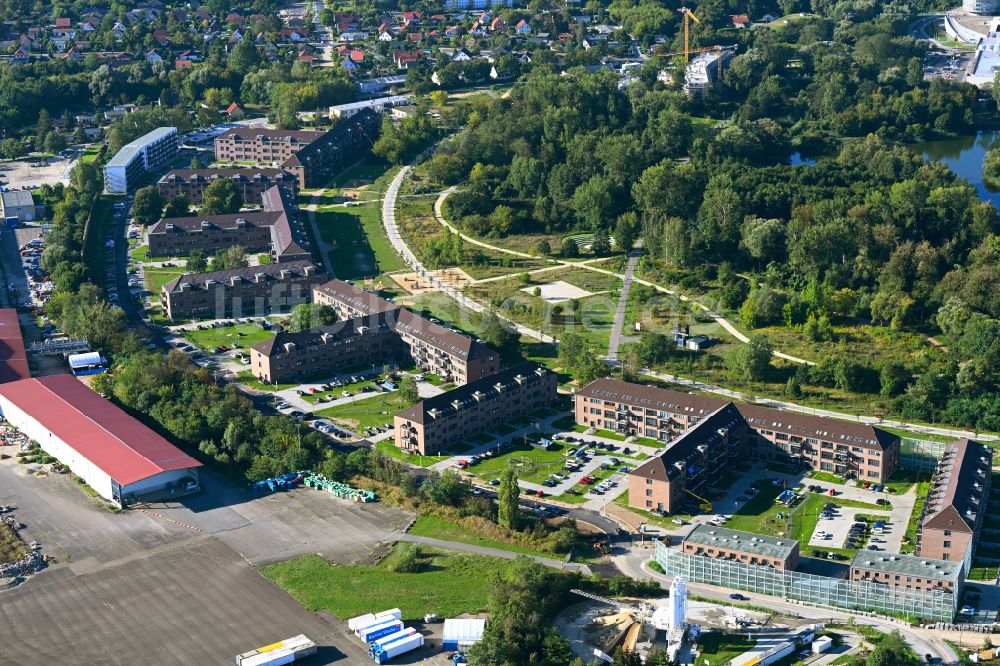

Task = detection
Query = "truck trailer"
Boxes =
[348,609,403,632]
[357,619,404,644]
[368,628,418,658]
[234,635,317,666]
[373,633,424,664]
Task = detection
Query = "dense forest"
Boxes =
[423,13,1000,430]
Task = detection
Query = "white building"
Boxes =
[967,31,1000,87]
[683,48,736,96]
[963,0,1000,15]
[103,126,179,194]
[329,95,409,119]
[0,190,37,224]
[0,374,201,505]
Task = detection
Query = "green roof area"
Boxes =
[850,552,963,583]
[684,524,798,560]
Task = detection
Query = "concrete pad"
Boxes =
[522,280,594,303]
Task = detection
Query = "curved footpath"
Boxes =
[382,167,1000,444]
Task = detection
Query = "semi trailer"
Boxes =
[372,633,424,664]
[368,628,418,658]
[234,635,317,666]
[348,609,402,632]
[357,619,404,644]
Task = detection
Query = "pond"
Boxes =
[910,130,1000,207]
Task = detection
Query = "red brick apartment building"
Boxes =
[311,279,499,386]
[161,260,326,321]
[395,363,557,455]
[918,439,993,568]
[850,552,963,593]
[249,312,402,385]
[157,168,299,204]
[213,108,381,188]
[682,524,800,570]
[147,186,310,264]
[574,379,900,514]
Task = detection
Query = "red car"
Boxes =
[457,460,470,468]
[579,476,594,485]
[535,490,545,497]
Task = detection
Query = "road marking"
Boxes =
[137,508,203,532]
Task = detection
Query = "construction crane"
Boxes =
[684,488,713,512]
[677,7,701,63]
[655,45,733,79]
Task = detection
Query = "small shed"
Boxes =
[442,618,486,650]
[812,637,833,654]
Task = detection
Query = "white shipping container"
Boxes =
[374,633,424,664]
[370,628,417,652]
[350,609,402,632]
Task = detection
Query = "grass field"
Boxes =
[235,371,298,392]
[314,392,414,431]
[408,515,561,559]
[143,266,187,293]
[469,440,571,484]
[315,202,406,279]
[180,321,276,351]
[81,144,103,165]
[374,440,449,467]
[698,632,757,666]
[261,547,500,620]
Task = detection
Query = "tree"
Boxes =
[200,178,243,215]
[186,249,208,273]
[43,132,65,155]
[190,155,204,170]
[636,332,671,365]
[35,108,51,152]
[399,376,420,404]
[479,311,519,353]
[729,334,773,381]
[0,138,22,160]
[591,228,612,256]
[164,194,190,218]
[289,303,337,331]
[132,186,165,227]
[535,239,551,256]
[211,245,248,271]
[561,237,580,258]
[497,466,520,529]
[614,211,640,252]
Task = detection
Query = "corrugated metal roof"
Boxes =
[0,375,201,486]
[0,308,29,383]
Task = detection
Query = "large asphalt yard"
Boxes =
[0,457,412,665]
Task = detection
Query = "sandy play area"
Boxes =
[394,267,476,294]
[523,280,595,303]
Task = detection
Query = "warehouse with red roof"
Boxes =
[0,374,201,505]
[0,308,30,383]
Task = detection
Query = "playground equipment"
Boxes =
[302,473,377,502]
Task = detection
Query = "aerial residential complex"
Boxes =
[917,439,993,567]
[682,524,801,571]
[573,379,901,514]
[249,312,400,385]
[103,126,179,194]
[147,185,310,263]
[213,108,381,187]
[311,279,500,385]
[395,362,557,455]
[161,260,326,320]
[157,168,300,204]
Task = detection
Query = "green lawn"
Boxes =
[180,321,276,351]
[374,440,450,467]
[469,440,573,484]
[809,471,846,484]
[698,632,757,666]
[315,201,406,279]
[314,392,414,431]
[261,547,500,621]
[81,144,103,165]
[143,266,187,293]
[901,480,931,553]
[235,371,298,392]
[408,515,561,559]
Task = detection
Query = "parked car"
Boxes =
[959,605,977,616]
[729,593,748,601]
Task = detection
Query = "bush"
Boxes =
[384,542,423,573]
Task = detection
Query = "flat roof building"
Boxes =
[850,552,964,594]
[0,374,202,505]
[104,126,178,194]
[0,309,29,383]
[395,362,557,455]
[330,96,410,119]
[682,524,800,570]
[0,190,37,223]
[919,439,993,569]
[161,260,326,321]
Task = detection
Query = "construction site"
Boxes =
[654,7,738,96]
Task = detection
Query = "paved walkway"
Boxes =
[302,187,335,275]
[607,243,641,361]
